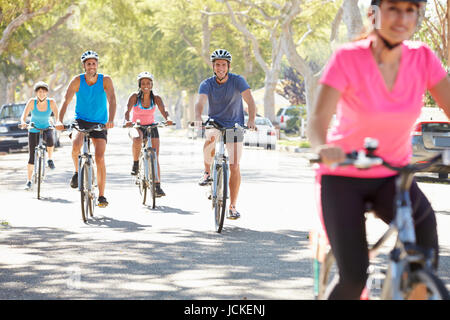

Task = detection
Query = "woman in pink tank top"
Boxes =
[124,72,173,197]
[307,0,450,299]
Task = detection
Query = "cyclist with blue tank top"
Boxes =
[20,81,59,190]
[194,49,257,219]
[56,50,117,208]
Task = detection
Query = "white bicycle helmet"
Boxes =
[137,71,154,82]
[34,81,49,92]
[80,50,99,63]
[210,49,232,63]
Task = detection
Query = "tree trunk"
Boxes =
[0,72,7,106]
[263,73,277,122]
[281,25,319,118]
[6,78,16,103]
[342,0,364,41]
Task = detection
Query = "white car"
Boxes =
[276,105,305,130]
[243,116,277,150]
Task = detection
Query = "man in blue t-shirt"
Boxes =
[194,49,256,220]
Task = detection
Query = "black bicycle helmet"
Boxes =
[371,0,426,5]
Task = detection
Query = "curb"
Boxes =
[276,144,314,156]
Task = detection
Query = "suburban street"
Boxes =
[0,128,449,300]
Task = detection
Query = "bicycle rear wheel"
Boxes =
[213,163,227,233]
[138,155,147,205]
[404,269,450,300]
[149,151,157,209]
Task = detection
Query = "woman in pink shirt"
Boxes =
[308,0,450,299]
[124,72,172,197]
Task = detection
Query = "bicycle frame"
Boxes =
[77,132,95,193]
[34,128,47,181]
[211,130,229,202]
[142,128,158,183]
[311,139,450,299]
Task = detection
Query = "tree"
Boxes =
[208,0,303,122]
[420,0,450,68]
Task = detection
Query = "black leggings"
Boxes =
[320,175,438,300]
[28,130,54,165]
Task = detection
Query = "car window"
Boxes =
[276,108,285,116]
[422,122,450,132]
[255,118,272,126]
[0,104,26,120]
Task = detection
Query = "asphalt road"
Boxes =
[0,128,449,300]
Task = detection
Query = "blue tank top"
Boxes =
[30,99,52,133]
[75,73,108,124]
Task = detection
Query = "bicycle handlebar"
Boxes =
[189,118,249,131]
[310,139,450,173]
[64,122,105,133]
[122,120,176,129]
[19,122,54,131]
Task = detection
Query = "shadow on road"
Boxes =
[85,216,152,232]
[0,225,313,299]
[150,205,197,215]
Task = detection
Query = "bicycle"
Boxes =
[65,122,105,223]
[127,121,174,209]
[21,122,54,200]
[310,138,450,300]
[201,119,246,233]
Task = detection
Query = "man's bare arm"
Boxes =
[58,76,80,124]
[103,76,117,128]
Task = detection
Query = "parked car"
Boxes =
[243,116,277,150]
[411,120,450,179]
[276,105,305,130]
[0,102,60,153]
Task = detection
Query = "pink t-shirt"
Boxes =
[318,37,447,178]
[131,96,156,125]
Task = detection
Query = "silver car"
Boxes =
[243,116,277,150]
[411,120,450,179]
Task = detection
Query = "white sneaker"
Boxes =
[24,181,32,190]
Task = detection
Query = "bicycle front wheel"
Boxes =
[404,269,450,300]
[36,152,42,200]
[80,164,93,223]
[213,163,227,233]
[138,156,147,205]
[149,151,157,209]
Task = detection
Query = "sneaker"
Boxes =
[24,181,32,191]
[131,162,139,175]
[155,185,166,197]
[198,172,212,186]
[98,196,109,208]
[70,172,78,189]
[47,159,55,170]
[227,205,241,220]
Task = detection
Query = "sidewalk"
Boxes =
[166,127,314,157]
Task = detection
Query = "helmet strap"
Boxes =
[36,95,46,103]
[375,30,402,50]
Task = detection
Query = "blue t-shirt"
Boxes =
[198,73,250,127]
